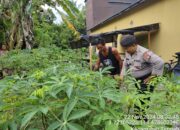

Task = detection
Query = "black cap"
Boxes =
[120,35,136,47]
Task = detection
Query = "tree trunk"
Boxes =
[1,0,34,50]
[21,0,34,49]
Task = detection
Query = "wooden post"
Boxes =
[113,35,118,48]
[89,43,92,70]
[148,31,151,49]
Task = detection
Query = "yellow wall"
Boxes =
[90,0,180,61]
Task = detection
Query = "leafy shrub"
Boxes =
[0,47,121,130]
[0,46,88,74]
[0,47,179,130]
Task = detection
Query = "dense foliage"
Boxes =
[0,0,179,130]
[0,47,179,130]
[32,1,86,48]
[0,0,86,49]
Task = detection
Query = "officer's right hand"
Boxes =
[120,75,123,81]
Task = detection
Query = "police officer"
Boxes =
[94,37,122,76]
[120,35,164,92]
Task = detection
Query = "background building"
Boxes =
[85,0,180,61]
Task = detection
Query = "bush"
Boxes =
[0,47,179,130]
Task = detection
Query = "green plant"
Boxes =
[0,47,179,130]
[0,47,120,129]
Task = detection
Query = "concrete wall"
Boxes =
[90,0,180,61]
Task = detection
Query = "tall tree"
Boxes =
[54,0,86,39]
[0,0,86,49]
[0,0,34,50]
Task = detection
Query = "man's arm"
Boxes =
[143,51,164,83]
[143,51,164,76]
[112,48,123,72]
[94,58,101,71]
[120,58,127,80]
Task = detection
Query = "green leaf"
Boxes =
[9,121,18,130]
[92,114,103,126]
[103,90,121,103]
[88,104,101,112]
[63,98,78,120]
[62,125,68,130]
[135,99,142,109]
[68,109,91,120]
[39,106,49,115]
[99,97,105,109]
[99,66,114,75]
[66,84,73,98]
[105,121,118,130]
[122,124,132,130]
[67,122,84,130]
[47,121,61,130]
[21,111,37,128]
[79,98,90,106]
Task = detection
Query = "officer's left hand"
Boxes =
[144,75,156,84]
[144,77,151,84]
[114,75,121,81]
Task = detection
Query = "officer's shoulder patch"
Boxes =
[143,51,152,61]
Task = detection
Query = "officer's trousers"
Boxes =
[134,73,154,121]
[136,73,154,93]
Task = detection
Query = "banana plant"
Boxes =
[0,0,34,49]
[55,0,84,39]
[56,9,80,39]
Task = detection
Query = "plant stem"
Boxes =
[42,113,47,130]
[49,109,62,123]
